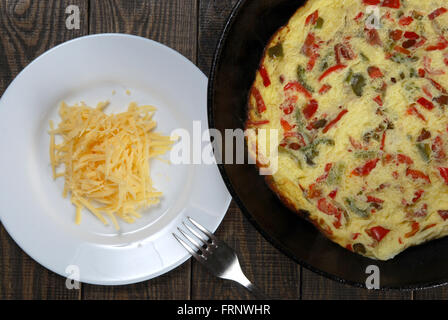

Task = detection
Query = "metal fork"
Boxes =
[173,217,269,300]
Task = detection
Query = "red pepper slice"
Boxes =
[319,64,347,81]
[334,43,355,64]
[251,87,266,113]
[432,136,446,161]
[380,131,386,150]
[404,31,419,40]
[394,45,410,55]
[354,12,364,21]
[389,30,403,41]
[349,136,363,150]
[397,154,414,165]
[438,167,448,185]
[418,68,426,77]
[303,99,319,119]
[422,85,433,99]
[317,198,339,216]
[424,56,445,75]
[373,95,383,106]
[302,33,316,57]
[323,109,348,133]
[426,43,448,51]
[407,104,426,122]
[383,153,394,164]
[423,224,437,231]
[366,28,382,46]
[438,210,448,221]
[417,97,435,110]
[302,33,320,71]
[366,226,390,242]
[406,168,431,184]
[247,119,270,126]
[367,196,384,203]
[363,0,380,5]
[282,103,294,115]
[305,10,319,25]
[412,189,424,203]
[284,81,313,99]
[405,222,420,238]
[352,158,379,177]
[368,66,384,79]
[316,163,333,183]
[307,54,319,72]
[319,84,332,95]
[398,16,413,26]
[383,11,395,23]
[403,31,419,40]
[333,212,342,229]
[416,37,427,48]
[407,203,428,218]
[328,189,338,199]
[429,7,447,20]
[280,118,295,132]
[402,39,417,49]
[428,78,447,94]
[307,183,322,199]
[426,37,448,51]
[381,0,400,9]
[259,65,271,87]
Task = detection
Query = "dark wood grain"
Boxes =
[89,0,197,64]
[197,0,238,75]
[414,287,448,300]
[81,0,198,299]
[81,263,191,300]
[0,0,88,300]
[301,269,412,300]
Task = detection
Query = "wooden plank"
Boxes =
[81,0,198,299]
[414,287,448,300]
[89,0,197,63]
[191,203,300,300]
[0,0,88,299]
[197,0,239,74]
[81,263,191,300]
[301,269,412,300]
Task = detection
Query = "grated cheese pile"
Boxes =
[49,101,173,230]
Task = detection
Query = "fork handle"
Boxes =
[235,275,269,299]
[241,282,269,300]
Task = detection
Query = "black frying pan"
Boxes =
[208,0,448,290]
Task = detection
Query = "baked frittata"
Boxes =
[246,0,448,260]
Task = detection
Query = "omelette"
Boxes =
[246,0,448,260]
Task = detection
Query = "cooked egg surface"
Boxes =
[247,0,448,260]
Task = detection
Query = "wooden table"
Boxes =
[0,0,446,300]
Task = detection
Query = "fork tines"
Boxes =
[173,217,216,259]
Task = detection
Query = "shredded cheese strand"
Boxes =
[49,101,173,230]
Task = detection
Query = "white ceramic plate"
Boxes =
[0,34,231,285]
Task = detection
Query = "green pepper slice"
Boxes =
[268,43,284,59]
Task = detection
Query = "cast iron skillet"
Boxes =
[208,0,448,290]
